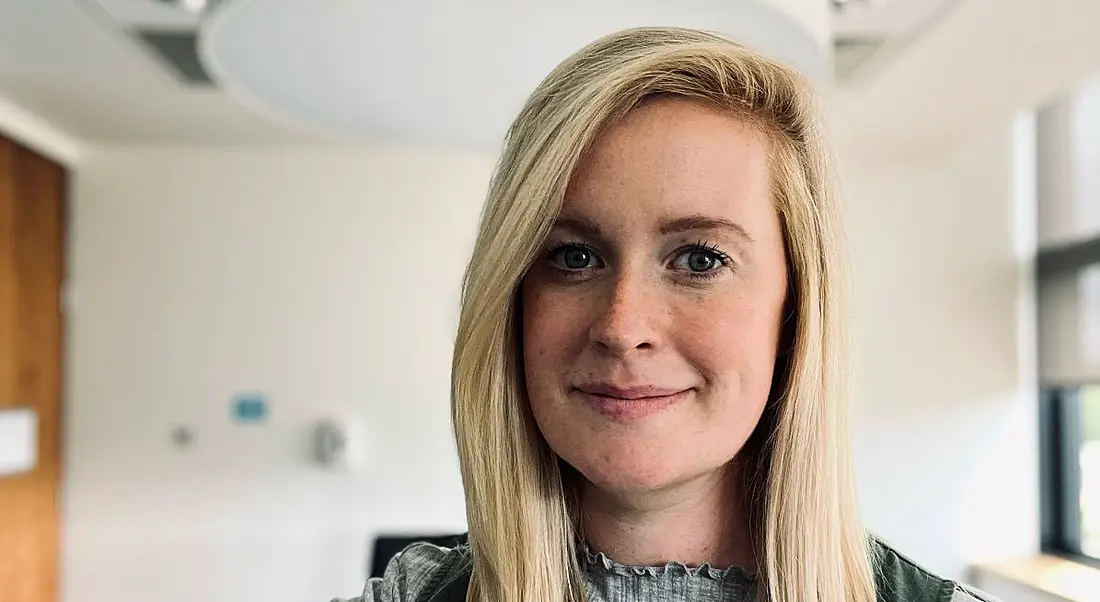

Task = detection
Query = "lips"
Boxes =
[575,383,687,400]
[572,383,691,420]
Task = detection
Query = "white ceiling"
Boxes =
[832,0,954,39]
[0,0,324,145]
[2,0,1100,155]
[834,0,1100,154]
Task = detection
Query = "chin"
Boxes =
[571,452,688,495]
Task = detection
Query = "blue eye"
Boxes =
[562,247,592,269]
[670,243,732,277]
[549,243,602,271]
[684,249,720,272]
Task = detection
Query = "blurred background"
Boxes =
[0,1,1098,601]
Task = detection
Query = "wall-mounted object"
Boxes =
[311,417,367,471]
[0,408,37,477]
[231,392,268,424]
[312,419,346,468]
[170,425,195,449]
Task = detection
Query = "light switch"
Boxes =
[0,408,37,477]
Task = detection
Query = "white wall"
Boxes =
[65,122,1040,602]
[842,117,1040,582]
[66,146,495,602]
[1037,74,1100,246]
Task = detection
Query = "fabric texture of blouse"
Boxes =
[331,537,1000,602]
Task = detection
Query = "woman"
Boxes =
[344,27,997,602]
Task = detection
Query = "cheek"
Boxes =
[676,287,786,398]
[520,282,577,387]
[520,281,593,454]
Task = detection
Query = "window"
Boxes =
[1084,388,1100,556]
[1037,77,1100,564]
[1042,386,1100,561]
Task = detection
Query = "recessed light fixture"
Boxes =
[152,0,210,14]
[179,0,208,13]
[198,0,829,148]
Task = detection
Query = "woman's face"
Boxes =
[521,97,788,496]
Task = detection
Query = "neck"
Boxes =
[578,461,753,569]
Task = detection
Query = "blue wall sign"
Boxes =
[232,393,269,424]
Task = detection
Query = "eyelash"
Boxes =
[680,240,734,281]
[545,240,601,278]
[543,240,734,281]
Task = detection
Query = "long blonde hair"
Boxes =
[451,26,876,602]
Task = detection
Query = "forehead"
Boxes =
[563,97,772,227]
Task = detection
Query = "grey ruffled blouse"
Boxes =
[336,540,996,601]
[580,545,756,602]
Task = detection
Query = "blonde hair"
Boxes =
[451,26,876,602]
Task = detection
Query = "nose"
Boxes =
[588,272,663,355]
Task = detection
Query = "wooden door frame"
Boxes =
[0,132,68,602]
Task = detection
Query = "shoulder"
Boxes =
[872,538,1001,602]
[332,542,472,602]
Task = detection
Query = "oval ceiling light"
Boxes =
[199,0,828,150]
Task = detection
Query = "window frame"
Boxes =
[1038,238,1100,565]
[1040,387,1083,556]
[1034,79,1100,568]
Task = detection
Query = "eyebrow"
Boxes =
[550,214,754,244]
[658,214,754,242]
[552,216,606,241]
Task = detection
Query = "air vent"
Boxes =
[137,31,213,86]
[834,36,886,81]
[831,0,878,13]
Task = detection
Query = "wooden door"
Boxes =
[0,135,66,602]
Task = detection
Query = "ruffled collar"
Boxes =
[580,543,757,583]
